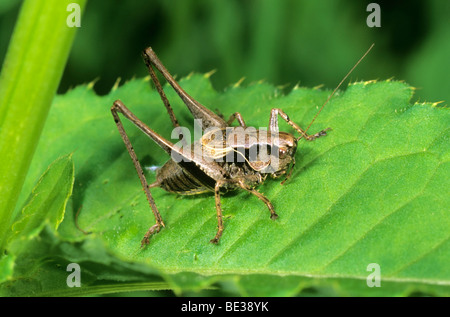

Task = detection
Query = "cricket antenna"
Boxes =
[305,43,375,133]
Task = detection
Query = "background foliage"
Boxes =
[1,0,449,104]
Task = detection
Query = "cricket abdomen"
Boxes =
[156,159,212,195]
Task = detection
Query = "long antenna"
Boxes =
[305,43,375,133]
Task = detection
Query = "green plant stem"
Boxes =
[0,0,87,251]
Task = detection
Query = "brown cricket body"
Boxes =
[111,45,373,246]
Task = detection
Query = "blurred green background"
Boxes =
[1,0,449,104]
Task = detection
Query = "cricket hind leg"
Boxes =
[144,49,190,143]
[142,47,227,131]
[111,100,166,247]
[112,100,226,246]
[144,52,180,130]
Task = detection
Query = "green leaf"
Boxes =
[0,254,14,284]
[7,154,75,254]
[0,154,74,286]
[1,226,172,296]
[17,74,450,296]
[1,154,171,296]
[0,0,86,250]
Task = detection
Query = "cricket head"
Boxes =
[270,131,298,178]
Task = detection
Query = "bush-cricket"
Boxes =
[111,44,374,246]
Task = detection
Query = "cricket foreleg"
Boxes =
[269,108,329,141]
[111,101,165,247]
[210,178,278,244]
[227,112,247,128]
[237,180,278,220]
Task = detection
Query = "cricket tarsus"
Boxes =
[141,223,162,247]
[111,45,373,246]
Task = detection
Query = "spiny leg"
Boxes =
[227,112,247,128]
[143,50,191,143]
[112,100,228,246]
[210,178,278,244]
[280,156,295,186]
[269,108,329,141]
[143,53,180,130]
[210,180,226,244]
[142,47,227,131]
[111,101,165,247]
[237,180,278,220]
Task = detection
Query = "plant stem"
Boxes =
[0,0,87,251]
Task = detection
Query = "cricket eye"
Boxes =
[279,147,288,159]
